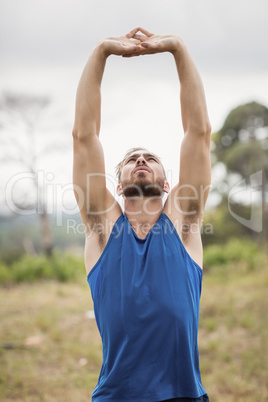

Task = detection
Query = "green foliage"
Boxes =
[202,197,253,247]
[0,252,85,285]
[0,262,11,283]
[211,100,268,202]
[0,247,25,266]
[207,101,268,246]
[204,238,260,271]
[223,140,268,177]
[214,101,268,159]
[0,213,85,265]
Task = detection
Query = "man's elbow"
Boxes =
[72,127,79,140]
[200,121,212,137]
[186,122,212,141]
[72,125,98,143]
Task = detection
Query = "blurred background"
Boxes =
[0,0,267,401]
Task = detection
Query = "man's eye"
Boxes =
[127,158,136,163]
[148,157,156,162]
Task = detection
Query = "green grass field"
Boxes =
[0,264,267,401]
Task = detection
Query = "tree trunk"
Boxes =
[261,173,267,250]
[40,211,53,257]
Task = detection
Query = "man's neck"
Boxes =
[123,197,163,239]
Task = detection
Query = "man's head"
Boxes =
[115,147,170,198]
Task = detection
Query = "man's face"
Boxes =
[117,150,169,198]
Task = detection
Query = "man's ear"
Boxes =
[117,183,123,196]
[163,181,170,194]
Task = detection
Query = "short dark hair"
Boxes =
[115,147,166,182]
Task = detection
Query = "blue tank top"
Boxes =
[87,212,207,401]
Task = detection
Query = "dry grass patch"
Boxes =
[199,266,268,401]
[0,265,267,401]
[0,279,102,401]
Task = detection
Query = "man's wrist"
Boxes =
[95,40,110,60]
[169,37,185,57]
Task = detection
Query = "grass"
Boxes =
[0,264,268,401]
[199,266,268,401]
[0,279,100,401]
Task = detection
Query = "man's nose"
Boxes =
[136,156,146,165]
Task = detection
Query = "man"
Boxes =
[72,27,211,402]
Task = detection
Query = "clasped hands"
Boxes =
[101,27,181,58]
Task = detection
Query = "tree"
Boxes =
[214,101,268,160]
[0,92,65,257]
[211,101,268,245]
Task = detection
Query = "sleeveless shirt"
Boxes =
[87,212,207,401]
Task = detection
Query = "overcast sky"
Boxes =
[1,0,268,214]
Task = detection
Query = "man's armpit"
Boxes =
[180,210,203,243]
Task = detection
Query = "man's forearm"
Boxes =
[73,42,107,139]
[172,41,211,136]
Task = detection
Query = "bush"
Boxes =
[0,252,85,285]
[0,262,12,283]
[204,238,260,271]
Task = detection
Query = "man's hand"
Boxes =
[123,27,181,58]
[101,28,143,57]
[101,27,181,58]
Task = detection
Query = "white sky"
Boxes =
[1,0,268,215]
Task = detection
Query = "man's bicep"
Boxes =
[178,133,211,215]
[72,135,107,221]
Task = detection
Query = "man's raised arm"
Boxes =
[72,29,142,225]
[72,42,108,224]
[173,42,211,141]
[170,39,211,221]
[130,29,211,219]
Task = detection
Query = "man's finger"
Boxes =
[123,40,141,46]
[123,54,144,58]
[133,33,148,42]
[122,54,136,58]
[121,45,142,55]
[126,27,140,39]
[122,49,147,58]
[137,27,154,37]
[141,42,159,49]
